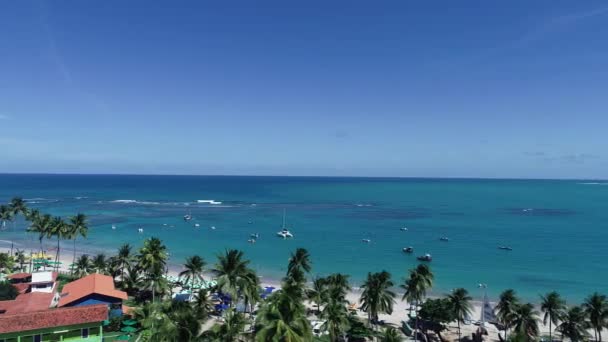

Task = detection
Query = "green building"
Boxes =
[0,304,107,342]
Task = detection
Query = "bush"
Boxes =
[0,281,18,300]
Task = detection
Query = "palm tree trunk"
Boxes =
[599,329,602,342]
[549,320,552,342]
[458,320,461,341]
[55,236,60,272]
[414,300,419,342]
[72,238,77,275]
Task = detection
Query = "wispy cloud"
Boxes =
[524,151,600,164]
[512,6,608,48]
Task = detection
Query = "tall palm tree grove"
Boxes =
[557,306,589,342]
[512,303,540,341]
[179,255,206,290]
[496,289,519,341]
[583,292,608,342]
[68,213,88,272]
[401,264,433,342]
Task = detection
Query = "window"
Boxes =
[34,335,42,342]
[82,328,89,338]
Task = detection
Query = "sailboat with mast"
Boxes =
[276,209,294,238]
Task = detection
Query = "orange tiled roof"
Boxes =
[0,304,108,334]
[8,272,31,280]
[0,292,54,314]
[58,273,127,307]
[12,282,31,294]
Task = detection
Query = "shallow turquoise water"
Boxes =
[1,174,607,302]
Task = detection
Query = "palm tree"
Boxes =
[307,276,328,315]
[448,288,473,341]
[137,237,168,276]
[0,205,12,230]
[179,255,206,290]
[557,306,589,342]
[27,213,52,253]
[401,264,433,342]
[496,289,519,340]
[583,292,608,342]
[240,269,261,314]
[68,214,88,273]
[74,254,93,278]
[380,327,404,342]
[540,291,566,342]
[214,249,253,301]
[47,216,67,272]
[192,288,215,317]
[92,253,107,274]
[116,243,132,282]
[121,265,142,295]
[326,273,351,303]
[360,271,396,327]
[255,289,312,341]
[206,308,247,341]
[287,247,312,278]
[512,303,540,340]
[14,249,26,272]
[322,299,350,341]
[9,197,28,252]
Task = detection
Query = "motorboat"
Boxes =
[498,246,513,251]
[183,214,192,221]
[210,226,216,230]
[403,247,414,253]
[277,229,293,238]
[247,239,256,244]
[138,228,144,233]
[400,227,408,231]
[362,239,371,243]
[250,233,259,239]
[111,224,116,230]
[194,223,200,227]
[439,237,449,241]
[417,253,432,262]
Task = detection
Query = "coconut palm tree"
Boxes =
[27,213,52,253]
[68,213,88,273]
[74,254,93,278]
[287,247,312,278]
[192,288,215,317]
[240,269,261,314]
[115,243,132,282]
[557,306,589,342]
[512,303,540,340]
[47,216,68,272]
[0,205,12,230]
[92,253,108,274]
[326,273,351,303]
[121,264,142,295]
[214,249,253,301]
[179,255,206,290]
[307,276,328,315]
[448,287,473,341]
[360,271,396,327]
[322,299,350,342]
[496,289,519,340]
[255,288,312,342]
[540,291,566,342]
[137,237,168,276]
[401,264,433,342]
[9,197,28,253]
[583,292,608,342]
[205,308,247,341]
[380,327,404,342]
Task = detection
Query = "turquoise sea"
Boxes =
[1,174,607,302]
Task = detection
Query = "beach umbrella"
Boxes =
[120,326,137,333]
[122,319,137,326]
[102,320,111,326]
[114,335,130,340]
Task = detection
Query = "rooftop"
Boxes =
[30,271,57,285]
[0,304,108,334]
[58,273,127,307]
[0,292,54,315]
[8,272,31,280]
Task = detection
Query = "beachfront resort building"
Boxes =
[58,274,128,318]
[0,304,108,342]
[29,272,57,294]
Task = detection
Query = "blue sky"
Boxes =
[1,1,607,178]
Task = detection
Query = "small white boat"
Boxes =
[276,210,294,238]
[277,229,293,238]
[210,226,216,230]
[400,227,408,231]
[138,228,144,233]
[362,239,371,243]
[184,214,192,221]
[194,223,200,227]
[250,233,259,239]
[111,225,116,230]
[417,253,432,262]
[440,237,449,241]
[403,247,414,253]
[247,239,256,244]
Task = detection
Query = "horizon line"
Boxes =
[0,172,605,182]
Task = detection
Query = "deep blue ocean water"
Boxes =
[1,174,607,302]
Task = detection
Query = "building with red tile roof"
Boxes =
[0,304,107,340]
[0,292,54,314]
[58,273,128,317]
